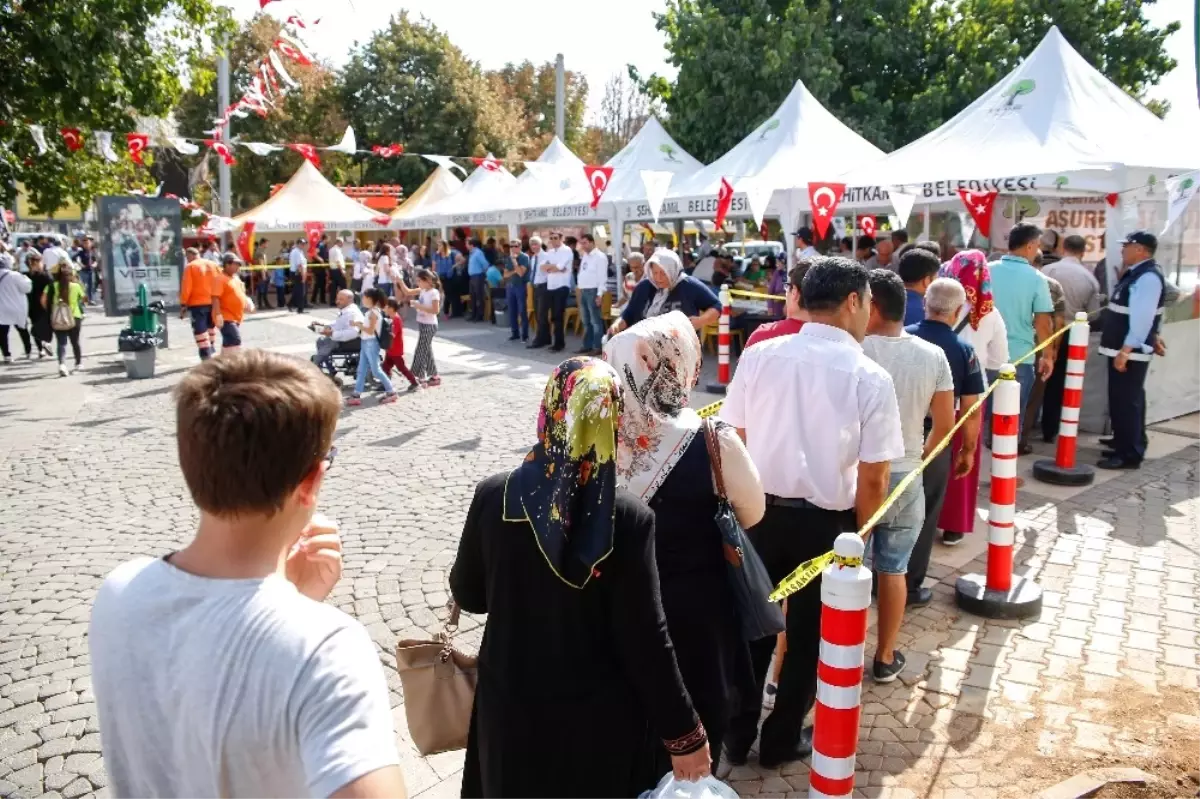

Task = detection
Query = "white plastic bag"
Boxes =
[640,773,739,799]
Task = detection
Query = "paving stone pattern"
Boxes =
[1,310,1197,799]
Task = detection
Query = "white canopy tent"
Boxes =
[403,153,517,231]
[232,161,388,231]
[390,166,463,231]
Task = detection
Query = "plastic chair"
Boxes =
[700,324,744,354]
[526,282,536,333]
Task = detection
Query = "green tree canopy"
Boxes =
[0,0,232,213]
[487,61,589,159]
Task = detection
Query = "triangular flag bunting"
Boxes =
[287,143,321,168]
[421,154,466,176]
[807,182,846,239]
[741,177,775,231]
[583,165,614,209]
[241,142,283,156]
[714,177,735,229]
[372,215,392,227]
[471,155,501,172]
[325,126,356,154]
[259,0,279,7]
[268,51,300,89]
[169,137,199,155]
[639,170,673,224]
[1162,171,1200,235]
[205,139,237,166]
[888,187,917,230]
[303,221,324,258]
[1105,193,1119,208]
[28,124,48,155]
[275,35,314,67]
[859,215,877,239]
[372,144,405,158]
[958,210,977,247]
[126,133,150,165]
[957,189,998,238]
[60,128,84,152]
[95,131,120,163]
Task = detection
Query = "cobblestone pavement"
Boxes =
[0,309,1197,799]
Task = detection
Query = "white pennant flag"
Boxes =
[831,216,848,240]
[958,210,976,247]
[241,142,283,156]
[324,126,356,154]
[169,137,200,155]
[95,131,120,163]
[887,187,917,230]
[1162,171,1200,235]
[28,124,48,155]
[741,176,776,231]
[640,170,673,224]
[268,50,300,89]
[420,154,467,177]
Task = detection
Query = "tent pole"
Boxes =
[922,204,931,240]
[613,208,625,302]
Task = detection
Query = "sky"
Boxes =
[231,0,1198,129]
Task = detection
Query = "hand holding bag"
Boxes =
[703,419,786,642]
[395,600,478,755]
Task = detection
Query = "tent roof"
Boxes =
[390,166,463,221]
[666,79,885,208]
[402,153,517,227]
[841,26,1199,191]
[233,161,387,231]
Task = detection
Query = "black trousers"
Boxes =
[330,268,347,301]
[54,321,82,366]
[469,275,488,321]
[725,503,851,763]
[547,287,569,350]
[0,324,32,357]
[906,448,951,594]
[530,284,550,345]
[1107,356,1150,462]
[291,277,307,313]
[310,267,328,305]
[1040,342,1070,441]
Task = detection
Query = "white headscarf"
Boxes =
[644,248,685,318]
[603,311,703,501]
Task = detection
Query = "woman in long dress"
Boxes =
[938,250,1009,543]
[604,312,764,773]
[451,357,711,798]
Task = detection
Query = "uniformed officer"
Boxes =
[1097,230,1165,470]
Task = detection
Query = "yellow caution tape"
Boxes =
[696,400,723,418]
[727,288,786,301]
[763,320,1080,602]
[237,262,336,272]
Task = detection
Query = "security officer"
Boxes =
[1097,230,1164,470]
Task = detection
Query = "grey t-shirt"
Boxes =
[863,333,954,471]
[89,557,400,798]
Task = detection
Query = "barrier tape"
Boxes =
[237,263,339,272]
[727,288,786,301]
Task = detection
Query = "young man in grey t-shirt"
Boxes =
[89,351,406,798]
[861,269,955,683]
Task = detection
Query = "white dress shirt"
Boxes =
[577,250,609,292]
[953,308,1010,372]
[720,322,904,511]
[329,304,365,342]
[329,245,345,271]
[289,247,307,273]
[796,245,819,263]
[542,244,574,291]
[42,246,70,271]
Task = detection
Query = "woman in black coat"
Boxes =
[26,254,53,358]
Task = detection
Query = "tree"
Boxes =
[597,72,649,162]
[339,13,525,193]
[487,61,589,158]
[0,0,233,212]
[174,14,353,211]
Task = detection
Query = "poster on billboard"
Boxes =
[98,196,183,316]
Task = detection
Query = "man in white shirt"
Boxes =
[328,237,348,302]
[352,246,370,295]
[289,241,308,313]
[89,349,406,799]
[540,231,575,352]
[721,255,903,770]
[526,236,550,349]
[41,239,71,273]
[861,269,955,683]
[794,226,819,263]
[202,241,221,263]
[313,289,365,380]
[575,233,609,355]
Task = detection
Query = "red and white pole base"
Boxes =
[1033,313,1095,486]
[809,533,870,799]
[706,285,732,394]
[956,364,1043,619]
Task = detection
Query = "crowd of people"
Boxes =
[0,237,92,374]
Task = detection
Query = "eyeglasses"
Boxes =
[322,446,338,470]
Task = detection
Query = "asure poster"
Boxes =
[98,196,183,315]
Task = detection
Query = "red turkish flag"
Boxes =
[259,0,279,7]
[859,215,877,239]
[126,133,150,165]
[957,190,998,238]
[372,215,391,227]
[304,222,324,259]
[205,139,237,166]
[275,38,313,66]
[287,143,321,168]
[714,177,734,229]
[807,182,846,240]
[1105,193,1119,208]
[371,144,404,158]
[237,221,256,263]
[471,156,501,172]
[584,165,614,209]
[60,128,84,152]
[759,221,770,240]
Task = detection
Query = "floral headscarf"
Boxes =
[940,249,994,330]
[603,312,703,502]
[504,357,622,589]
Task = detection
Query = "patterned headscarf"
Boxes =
[603,312,703,502]
[940,249,994,330]
[504,357,622,589]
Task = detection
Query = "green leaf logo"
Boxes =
[1148,174,1158,194]
[658,143,681,163]
[1004,78,1036,107]
[1054,176,1068,189]
[1177,177,1194,199]
[758,118,781,140]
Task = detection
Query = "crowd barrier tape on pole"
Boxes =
[726,288,786,302]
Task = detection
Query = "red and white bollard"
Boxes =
[809,533,870,799]
[1033,313,1095,486]
[955,364,1043,618]
[706,285,732,394]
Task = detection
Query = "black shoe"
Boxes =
[873,650,907,683]
[723,746,748,768]
[549,345,565,353]
[1099,436,1114,447]
[574,346,592,354]
[507,335,520,341]
[1097,455,1141,470]
[907,586,933,608]
[758,727,813,769]
[527,342,547,350]
[942,532,964,546]
[1101,448,1117,458]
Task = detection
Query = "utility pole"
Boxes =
[216,39,232,249]
[554,53,565,142]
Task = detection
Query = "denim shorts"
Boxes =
[870,470,925,575]
[189,305,214,336]
[220,321,241,347]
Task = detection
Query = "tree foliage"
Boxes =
[641,0,1180,159]
[0,0,232,213]
[487,61,589,159]
[597,72,650,162]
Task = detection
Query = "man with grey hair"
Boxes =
[526,235,550,349]
[905,277,986,579]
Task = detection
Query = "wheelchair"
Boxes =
[311,337,361,387]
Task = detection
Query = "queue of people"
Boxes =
[0,244,86,373]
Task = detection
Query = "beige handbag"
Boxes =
[395,601,478,755]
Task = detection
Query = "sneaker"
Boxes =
[58,363,69,377]
[379,393,398,405]
[763,681,778,710]
[345,396,363,406]
[942,531,964,546]
[873,650,907,683]
[407,382,421,393]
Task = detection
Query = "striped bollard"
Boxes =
[1033,314,1095,486]
[955,364,1043,619]
[705,285,732,394]
[809,533,870,799]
